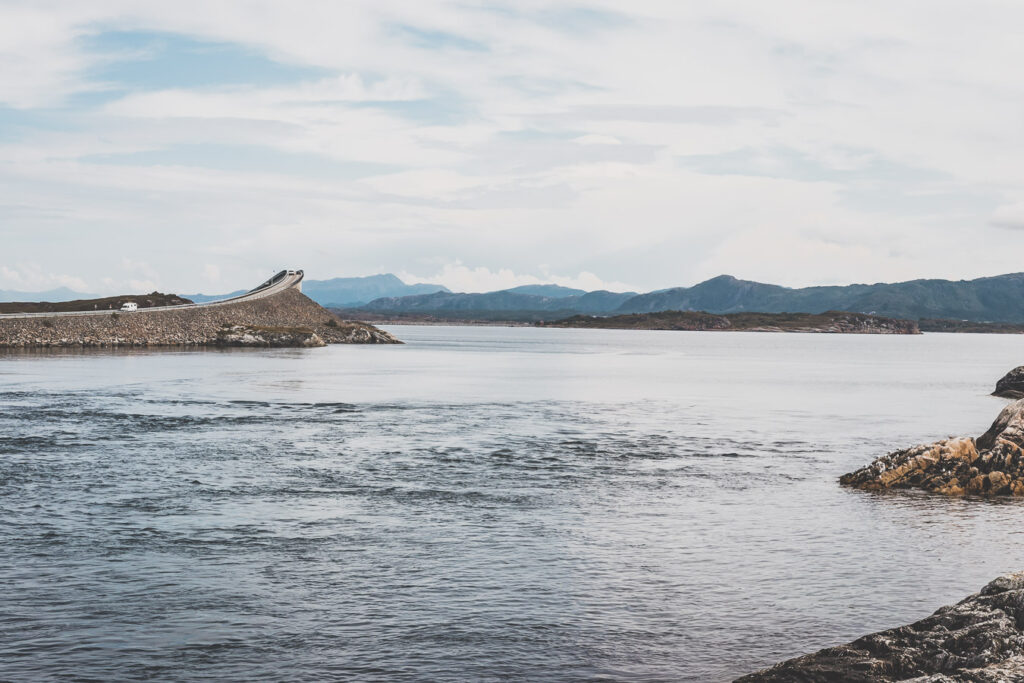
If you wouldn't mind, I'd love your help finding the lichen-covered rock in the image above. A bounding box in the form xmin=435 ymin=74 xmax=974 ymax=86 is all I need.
xmin=993 ymin=366 xmax=1024 ymax=399
xmin=840 ymin=399 xmax=1024 ymax=496
xmin=736 ymin=572 xmax=1024 ymax=682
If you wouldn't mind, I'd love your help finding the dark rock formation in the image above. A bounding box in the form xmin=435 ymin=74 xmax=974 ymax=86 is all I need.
xmin=0 ymin=288 xmax=399 ymax=347
xmin=994 ymin=366 xmax=1024 ymax=399
xmin=736 ymin=571 xmax=1024 ymax=682
xmin=839 ymin=400 xmax=1024 ymax=496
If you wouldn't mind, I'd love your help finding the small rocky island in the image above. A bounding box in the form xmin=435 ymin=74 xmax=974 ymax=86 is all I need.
xmin=737 ymin=571 xmax=1024 ymax=681
xmin=539 ymin=310 xmax=920 ymax=334
xmin=0 ymin=287 xmax=399 ymax=348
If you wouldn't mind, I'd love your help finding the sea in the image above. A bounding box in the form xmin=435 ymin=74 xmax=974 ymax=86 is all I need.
xmin=3 ymin=325 xmax=1024 ymax=682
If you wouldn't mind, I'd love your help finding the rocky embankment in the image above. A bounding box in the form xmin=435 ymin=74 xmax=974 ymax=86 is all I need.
xmin=0 ymin=288 xmax=399 ymax=347
xmin=737 ymin=571 xmax=1024 ymax=682
xmin=839 ymin=399 xmax=1024 ymax=496
xmin=215 ymin=324 xmax=325 ymax=347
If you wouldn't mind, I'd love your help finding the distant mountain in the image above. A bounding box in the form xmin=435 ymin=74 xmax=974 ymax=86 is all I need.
xmin=363 ymin=290 xmax=577 ymax=313
xmin=358 ymin=288 xmax=638 ymax=318
xmin=302 ymin=274 xmax=448 ymax=307
xmin=576 ymin=290 xmax=643 ymax=313
xmin=501 ymin=284 xmax=586 ymax=298
xmin=0 ymin=286 xmax=98 ymax=302
xmin=357 ymin=272 xmax=1024 ymax=324
xmin=179 ymin=290 xmax=246 ymax=303
xmin=614 ymin=273 xmax=1024 ymax=322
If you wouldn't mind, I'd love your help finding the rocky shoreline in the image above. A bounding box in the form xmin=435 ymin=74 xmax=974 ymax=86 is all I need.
xmin=839 ymin=397 xmax=1024 ymax=497
xmin=740 ymin=367 xmax=1024 ymax=680
xmin=738 ymin=571 xmax=1024 ymax=682
xmin=0 ymin=288 xmax=399 ymax=347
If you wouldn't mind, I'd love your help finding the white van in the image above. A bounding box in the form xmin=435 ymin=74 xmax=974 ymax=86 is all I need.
xmin=120 ymin=302 xmax=138 ymax=312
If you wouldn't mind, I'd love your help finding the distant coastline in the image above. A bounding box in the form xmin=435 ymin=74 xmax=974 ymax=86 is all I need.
xmin=537 ymin=310 xmax=920 ymax=334
xmin=345 ymin=308 xmax=1024 ymax=333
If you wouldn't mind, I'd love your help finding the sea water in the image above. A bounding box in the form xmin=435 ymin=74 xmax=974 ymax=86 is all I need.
xmin=3 ymin=326 xmax=1024 ymax=681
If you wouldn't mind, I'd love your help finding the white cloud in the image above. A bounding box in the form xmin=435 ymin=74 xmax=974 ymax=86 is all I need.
xmin=1 ymin=1 xmax=1023 ymax=293
xmin=992 ymin=203 xmax=1024 ymax=230
xmin=572 ymin=134 xmax=621 ymax=145
xmin=398 ymin=262 xmax=636 ymax=293
xmin=0 ymin=263 xmax=90 ymax=292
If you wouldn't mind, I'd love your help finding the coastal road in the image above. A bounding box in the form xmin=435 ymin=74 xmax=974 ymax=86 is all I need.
xmin=0 ymin=269 xmax=304 ymax=319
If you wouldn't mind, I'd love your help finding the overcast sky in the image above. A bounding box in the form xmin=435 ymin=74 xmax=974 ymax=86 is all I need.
xmin=2 ymin=1 xmax=1023 ymax=295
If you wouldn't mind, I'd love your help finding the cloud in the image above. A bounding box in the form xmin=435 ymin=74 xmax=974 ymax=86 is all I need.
xmin=1 ymin=1 xmax=1024 ymax=294
xmin=992 ymin=203 xmax=1024 ymax=230
xmin=0 ymin=263 xmax=91 ymax=292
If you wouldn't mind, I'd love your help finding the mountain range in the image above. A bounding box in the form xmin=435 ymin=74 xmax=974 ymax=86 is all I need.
xmin=353 ymin=272 xmax=1024 ymax=324
xmin=10 ymin=272 xmax=1024 ymax=324
xmin=0 ymin=286 xmax=98 ymax=303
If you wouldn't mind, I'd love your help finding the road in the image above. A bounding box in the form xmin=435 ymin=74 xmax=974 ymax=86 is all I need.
xmin=0 ymin=269 xmax=304 ymax=319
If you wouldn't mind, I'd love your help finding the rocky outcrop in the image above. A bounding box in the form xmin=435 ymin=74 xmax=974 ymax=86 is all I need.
xmin=736 ymin=571 xmax=1024 ymax=682
xmin=0 ymin=288 xmax=400 ymax=347
xmin=993 ymin=366 xmax=1024 ymax=399
xmin=839 ymin=400 xmax=1024 ymax=496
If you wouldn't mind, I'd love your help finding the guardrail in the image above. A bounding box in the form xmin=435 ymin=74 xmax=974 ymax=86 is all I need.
xmin=0 ymin=270 xmax=304 ymax=319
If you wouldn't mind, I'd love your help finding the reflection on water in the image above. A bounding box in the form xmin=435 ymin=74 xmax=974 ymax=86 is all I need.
xmin=2 ymin=327 xmax=1024 ymax=681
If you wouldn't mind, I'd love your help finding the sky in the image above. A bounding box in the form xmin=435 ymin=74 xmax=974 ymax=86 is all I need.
xmin=1 ymin=0 xmax=1023 ymax=295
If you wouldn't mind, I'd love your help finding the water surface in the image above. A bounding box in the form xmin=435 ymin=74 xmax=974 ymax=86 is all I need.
xmin=3 ymin=327 xmax=1024 ymax=681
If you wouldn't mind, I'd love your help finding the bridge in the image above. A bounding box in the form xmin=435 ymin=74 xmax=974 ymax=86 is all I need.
xmin=0 ymin=269 xmax=304 ymax=319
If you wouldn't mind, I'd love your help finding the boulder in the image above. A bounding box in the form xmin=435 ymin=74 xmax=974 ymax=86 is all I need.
xmin=737 ymin=571 xmax=1024 ymax=682
xmin=840 ymin=399 xmax=1024 ymax=496
xmin=994 ymin=366 xmax=1024 ymax=399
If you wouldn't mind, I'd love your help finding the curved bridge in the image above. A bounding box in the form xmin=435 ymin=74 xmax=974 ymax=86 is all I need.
xmin=0 ymin=269 xmax=304 ymax=319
